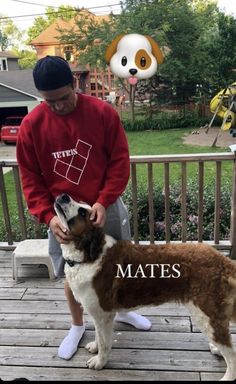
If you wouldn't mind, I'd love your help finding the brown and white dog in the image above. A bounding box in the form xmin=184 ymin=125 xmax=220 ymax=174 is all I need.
xmin=54 ymin=193 xmax=236 ymax=380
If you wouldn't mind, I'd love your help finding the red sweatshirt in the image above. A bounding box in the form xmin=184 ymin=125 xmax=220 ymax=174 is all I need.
xmin=17 ymin=93 xmax=130 ymax=225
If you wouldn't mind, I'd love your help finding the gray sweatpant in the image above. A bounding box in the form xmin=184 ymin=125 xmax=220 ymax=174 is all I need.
xmin=48 ymin=197 xmax=131 ymax=277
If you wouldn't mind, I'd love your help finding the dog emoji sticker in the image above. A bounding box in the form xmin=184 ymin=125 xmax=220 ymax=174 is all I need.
xmin=105 ymin=33 xmax=164 ymax=85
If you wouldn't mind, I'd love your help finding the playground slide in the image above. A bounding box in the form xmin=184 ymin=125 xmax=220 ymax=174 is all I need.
xmin=210 ymin=82 xmax=236 ymax=131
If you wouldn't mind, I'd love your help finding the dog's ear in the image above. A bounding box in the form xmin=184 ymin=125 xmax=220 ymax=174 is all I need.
xmin=145 ymin=35 xmax=164 ymax=64
xmin=89 ymin=229 xmax=106 ymax=261
xmin=105 ymin=34 xmax=125 ymax=64
xmin=77 ymin=228 xmax=105 ymax=262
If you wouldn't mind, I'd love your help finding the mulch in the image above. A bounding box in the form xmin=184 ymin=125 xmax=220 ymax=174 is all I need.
xmin=183 ymin=126 xmax=236 ymax=148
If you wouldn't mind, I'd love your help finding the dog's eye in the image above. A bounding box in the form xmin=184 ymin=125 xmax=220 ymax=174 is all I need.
xmin=140 ymin=57 xmax=146 ymax=67
xmin=121 ymin=56 xmax=127 ymax=66
xmin=135 ymin=49 xmax=151 ymax=70
xmin=78 ymin=207 xmax=86 ymax=217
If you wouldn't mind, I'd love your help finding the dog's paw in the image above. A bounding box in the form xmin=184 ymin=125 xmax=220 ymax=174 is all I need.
xmin=85 ymin=341 xmax=98 ymax=354
xmin=209 ymin=342 xmax=222 ymax=356
xmin=220 ymin=373 xmax=236 ymax=381
xmin=86 ymin=355 xmax=106 ymax=370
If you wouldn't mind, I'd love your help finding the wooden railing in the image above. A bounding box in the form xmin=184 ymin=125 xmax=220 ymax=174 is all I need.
xmin=1 ymin=153 xmax=236 ymax=258
xmin=129 ymin=153 xmax=236 ymax=258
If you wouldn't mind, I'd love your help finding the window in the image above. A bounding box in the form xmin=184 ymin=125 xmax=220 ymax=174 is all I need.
xmin=4 ymin=116 xmax=23 ymax=125
xmin=63 ymin=46 xmax=74 ymax=62
xmin=0 ymin=58 xmax=8 ymax=71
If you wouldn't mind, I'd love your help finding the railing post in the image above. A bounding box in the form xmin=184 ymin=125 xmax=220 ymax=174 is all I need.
xmin=198 ymin=161 xmax=204 ymax=242
xmin=0 ymin=166 xmax=14 ymax=245
xmin=164 ymin=163 xmax=170 ymax=243
xmin=214 ymin=161 xmax=221 ymax=245
xmin=148 ymin=163 xmax=154 ymax=243
xmin=13 ymin=166 xmax=27 ymax=239
xmin=131 ymin=163 xmax=139 ymax=243
xmin=181 ymin=162 xmax=187 ymax=242
xmin=230 ymin=153 xmax=236 ymax=259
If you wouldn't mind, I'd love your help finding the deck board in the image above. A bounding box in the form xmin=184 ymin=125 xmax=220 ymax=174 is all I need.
xmin=0 ymin=365 xmax=200 ymax=381
xmin=0 ymin=250 xmax=233 ymax=381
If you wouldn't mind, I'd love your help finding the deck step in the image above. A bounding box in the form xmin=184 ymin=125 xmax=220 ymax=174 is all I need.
xmin=12 ymin=239 xmax=55 ymax=281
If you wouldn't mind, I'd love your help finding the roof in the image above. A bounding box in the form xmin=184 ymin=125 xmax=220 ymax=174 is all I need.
xmin=0 ymin=70 xmax=42 ymax=99
xmin=0 ymin=51 xmax=19 ymax=59
xmin=30 ymin=10 xmax=110 ymax=46
xmin=0 ymin=67 xmax=88 ymax=99
xmin=30 ymin=18 xmax=73 ymax=45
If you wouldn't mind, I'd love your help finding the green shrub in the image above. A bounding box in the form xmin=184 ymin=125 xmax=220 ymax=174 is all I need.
xmin=0 ymin=181 xmax=231 ymax=243
xmin=0 ymin=207 xmax=48 ymax=242
xmin=122 ymin=112 xmax=209 ymax=131
xmin=123 ymin=180 xmax=231 ymax=241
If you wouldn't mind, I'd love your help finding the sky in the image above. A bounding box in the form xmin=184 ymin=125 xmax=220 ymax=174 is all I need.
xmin=0 ymin=0 xmax=122 ymax=30
xmin=0 ymin=0 xmax=235 ymax=31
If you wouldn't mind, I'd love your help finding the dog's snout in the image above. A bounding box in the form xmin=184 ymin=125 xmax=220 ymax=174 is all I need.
xmin=59 ymin=193 xmax=71 ymax=204
xmin=129 ymin=68 xmax=138 ymax=75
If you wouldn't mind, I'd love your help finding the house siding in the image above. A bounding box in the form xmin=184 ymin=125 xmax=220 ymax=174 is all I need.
xmin=7 ymin=59 xmax=20 ymax=71
xmin=0 ymin=85 xmax=36 ymax=102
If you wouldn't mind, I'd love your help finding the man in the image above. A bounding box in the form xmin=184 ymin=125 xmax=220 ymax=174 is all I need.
xmin=17 ymin=56 xmax=151 ymax=360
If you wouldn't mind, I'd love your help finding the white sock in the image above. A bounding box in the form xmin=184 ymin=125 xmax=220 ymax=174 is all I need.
xmin=58 ymin=324 xmax=85 ymax=360
xmin=115 ymin=311 xmax=151 ymax=330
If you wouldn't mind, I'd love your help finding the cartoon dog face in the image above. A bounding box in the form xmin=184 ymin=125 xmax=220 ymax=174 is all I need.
xmin=105 ymin=33 xmax=164 ymax=85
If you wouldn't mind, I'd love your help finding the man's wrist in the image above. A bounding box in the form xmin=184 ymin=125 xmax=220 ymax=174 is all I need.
xmin=45 ymin=212 xmax=56 ymax=226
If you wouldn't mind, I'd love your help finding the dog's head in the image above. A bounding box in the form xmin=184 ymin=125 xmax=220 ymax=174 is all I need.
xmin=54 ymin=193 xmax=92 ymax=236
xmin=105 ymin=33 xmax=164 ymax=85
xmin=54 ymin=194 xmax=105 ymax=262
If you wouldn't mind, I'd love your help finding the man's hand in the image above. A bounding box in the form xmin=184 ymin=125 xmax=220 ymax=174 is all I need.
xmin=49 ymin=215 xmax=73 ymax=244
xmin=90 ymin=202 xmax=106 ymax=227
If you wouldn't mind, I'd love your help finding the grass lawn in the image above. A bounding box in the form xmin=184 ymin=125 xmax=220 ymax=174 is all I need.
xmin=126 ymin=128 xmax=233 ymax=187
xmin=126 ymin=128 xmax=227 ymax=155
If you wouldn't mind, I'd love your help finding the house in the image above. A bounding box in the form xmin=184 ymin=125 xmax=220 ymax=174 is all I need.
xmin=0 ymin=70 xmax=42 ymax=125
xmin=30 ymin=10 xmax=116 ymax=99
xmin=0 ymin=52 xmax=41 ymax=124
xmin=0 ymin=51 xmax=20 ymax=71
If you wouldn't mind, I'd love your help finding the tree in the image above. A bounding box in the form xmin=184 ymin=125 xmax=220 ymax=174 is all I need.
xmin=118 ymin=0 xmax=236 ymax=104
xmin=58 ymin=0 xmax=236 ymax=112
xmin=205 ymin=12 xmax=236 ymax=92
xmin=12 ymin=48 xmax=37 ymax=69
xmin=26 ymin=5 xmax=77 ymax=43
xmin=0 ymin=29 xmax=8 ymax=51
xmin=26 ymin=17 xmax=49 ymax=44
xmin=58 ymin=10 xmax=118 ymax=69
xmin=0 ymin=15 xmax=22 ymax=50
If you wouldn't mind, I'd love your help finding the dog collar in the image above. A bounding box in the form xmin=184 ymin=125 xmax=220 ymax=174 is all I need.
xmin=65 ymin=259 xmax=82 ymax=267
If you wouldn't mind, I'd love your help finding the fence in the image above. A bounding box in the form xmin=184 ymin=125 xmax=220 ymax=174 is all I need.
xmin=1 ymin=153 xmax=236 ymax=258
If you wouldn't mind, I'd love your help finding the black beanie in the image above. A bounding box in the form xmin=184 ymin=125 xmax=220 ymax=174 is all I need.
xmin=33 ymin=55 xmax=74 ymax=91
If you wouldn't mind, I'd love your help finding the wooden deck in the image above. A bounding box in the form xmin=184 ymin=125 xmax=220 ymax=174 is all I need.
xmin=0 ymin=250 xmax=234 ymax=381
